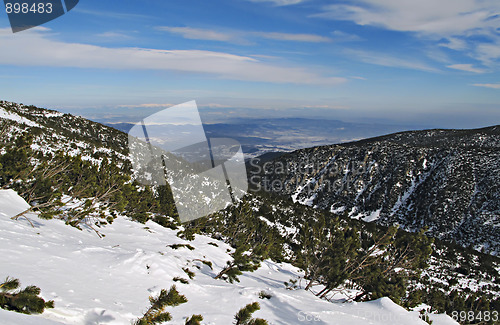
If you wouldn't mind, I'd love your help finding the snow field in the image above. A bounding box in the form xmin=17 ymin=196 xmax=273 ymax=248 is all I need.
xmin=0 ymin=190 xmax=456 ymax=324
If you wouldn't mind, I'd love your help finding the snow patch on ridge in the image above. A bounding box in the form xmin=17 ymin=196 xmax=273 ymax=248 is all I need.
xmin=0 ymin=107 xmax=40 ymax=128
xmin=363 ymin=209 xmax=382 ymax=222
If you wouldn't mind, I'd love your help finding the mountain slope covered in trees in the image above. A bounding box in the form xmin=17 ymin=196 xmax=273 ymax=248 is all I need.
xmin=252 ymin=126 xmax=500 ymax=255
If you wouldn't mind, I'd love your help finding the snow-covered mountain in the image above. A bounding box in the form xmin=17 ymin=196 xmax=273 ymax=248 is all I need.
xmin=0 ymin=100 xmax=496 ymax=324
xmin=253 ymin=126 xmax=500 ymax=255
xmin=0 ymin=100 xmax=129 ymax=162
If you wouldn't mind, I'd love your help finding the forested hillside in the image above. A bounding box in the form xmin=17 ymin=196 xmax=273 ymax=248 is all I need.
xmin=252 ymin=126 xmax=500 ymax=255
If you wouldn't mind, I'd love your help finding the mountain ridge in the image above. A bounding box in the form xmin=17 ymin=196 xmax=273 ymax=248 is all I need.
xmin=253 ymin=125 xmax=500 ymax=255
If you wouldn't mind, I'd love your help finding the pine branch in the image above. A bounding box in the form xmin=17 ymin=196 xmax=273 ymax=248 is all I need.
xmin=135 ymin=285 xmax=187 ymax=325
xmin=185 ymin=314 xmax=203 ymax=325
xmin=234 ymin=302 xmax=268 ymax=325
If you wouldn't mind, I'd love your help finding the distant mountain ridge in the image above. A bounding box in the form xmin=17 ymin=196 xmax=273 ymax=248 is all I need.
xmin=255 ymin=125 xmax=500 ymax=255
xmin=99 ymin=117 xmax=425 ymax=158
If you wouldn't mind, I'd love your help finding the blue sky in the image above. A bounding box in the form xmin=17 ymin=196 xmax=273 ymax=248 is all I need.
xmin=0 ymin=0 xmax=499 ymax=128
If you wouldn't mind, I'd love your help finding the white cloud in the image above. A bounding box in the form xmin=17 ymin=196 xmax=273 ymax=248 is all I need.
xmin=247 ymin=0 xmax=304 ymax=6
xmin=424 ymin=48 xmax=451 ymax=63
xmin=313 ymin=0 xmax=500 ymax=66
xmin=447 ymin=64 xmax=486 ymax=73
xmin=313 ymin=0 xmax=500 ymax=37
xmin=0 ymin=28 xmax=345 ymax=85
xmin=331 ymin=30 xmax=362 ymax=42
xmin=96 ymin=31 xmax=133 ymax=39
xmin=74 ymin=8 xmax=151 ymax=20
xmin=439 ymin=37 xmax=468 ymax=50
xmin=158 ymin=26 xmax=331 ymax=43
xmin=475 ymin=37 xmax=500 ymax=64
xmin=472 ymin=83 xmax=500 ymax=89
xmin=254 ymin=32 xmax=331 ymax=42
xmin=345 ymin=49 xmax=439 ymax=72
xmin=157 ymin=27 xmax=237 ymax=42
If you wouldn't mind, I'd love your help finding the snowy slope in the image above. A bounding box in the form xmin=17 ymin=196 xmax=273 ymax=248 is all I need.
xmin=0 ymin=106 xmax=41 ymax=128
xmin=0 ymin=190 xmax=456 ymax=325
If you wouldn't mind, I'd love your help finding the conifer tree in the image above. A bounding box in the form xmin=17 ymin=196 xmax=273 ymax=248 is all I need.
xmin=214 ymin=245 xmax=261 ymax=283
xmin=0 ymin=132 xmax=33 ymax=189
xmin=294 ymin=213 xmax=433 ymax=303
xmin=185 ymin=314 xmax=203 ymax=325
xmin=351 ymin=226 xmax=433 ymax=303
xmin=135 ymin=285 xmax=187 ymax=325
xmin=234 ymin=302 xmax=268 ymax=325
xmin=295 ymin=214 xmax=360 ymax=292
xmin=0 ymin=277 xmax=54 ymax=315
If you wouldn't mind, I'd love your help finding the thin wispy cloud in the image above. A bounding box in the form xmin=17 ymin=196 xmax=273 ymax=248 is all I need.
xmin=447 ymin=64 xmax=486 ymax=73
xmin=246 ymin=0 xmax=304 ymax=6
xmin=156 ymin=27 xmax=239 ymax=42
xmin=345 ymin=49 xmax=439 ymax=72
xmin=439 ymin=38 xmax=468 ymax=51
xmin=331 ymin=30 xmax=362 ymax=42
xmin=313 ymin=0 xmax=500 ymax=37
xmin=96 ymin=31 xmax=133 ymax=39
xmin=424 ymin=48 xmax=451 ymax=64
xmin=74 ymin=8 xmax=151 ymax=20
xmin=472 ymin=83 xmax=500 ymax=89
xmin=254 ymin=32 xmax=330 ymax=42
xmin=0 ymin=28 xmax=345 ymax=85
xmin=475 ymin=37 xmax=500 ymax=65
xmin=157 ymin=26 xmax=331 ymax=43
xmin=313 ymin=0 xmax=500 ymax=66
